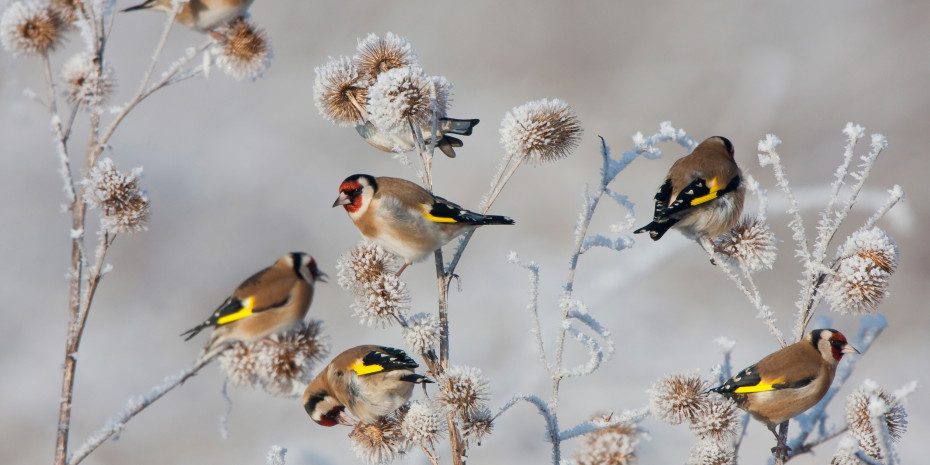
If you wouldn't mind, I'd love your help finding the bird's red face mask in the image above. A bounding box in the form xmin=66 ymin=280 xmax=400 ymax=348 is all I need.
xmin=333 ymin=180 xmax=363 ymax=213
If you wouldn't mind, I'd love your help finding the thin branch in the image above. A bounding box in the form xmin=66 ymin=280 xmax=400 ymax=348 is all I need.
xmin=68 ymin=351 xmax=222 ymax=465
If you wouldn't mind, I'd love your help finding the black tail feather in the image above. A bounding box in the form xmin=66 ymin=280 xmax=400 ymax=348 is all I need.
xmin=459 ymin=211 xmax=515 ymax=225
xmin=633 ymin=219 xmax=678 ymax=241
xmin=400 ymin=373 xmax=433 ymax=384
xmin=121 ymin=0 xmax=154 ymax=12
xmin=442 ymin=118 xmax=479 ymax=136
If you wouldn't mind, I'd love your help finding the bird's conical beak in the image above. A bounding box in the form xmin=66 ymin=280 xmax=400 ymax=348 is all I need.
xmin=842 ymin=344 xmax=860 ymax=355
xmin=332 ymin=192 xmax=351 ymax=208
xmin=313 ymin=270 xmax=328 ymax=283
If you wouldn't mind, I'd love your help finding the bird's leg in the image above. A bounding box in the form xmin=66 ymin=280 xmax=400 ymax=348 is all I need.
xmin=767 ymin=424 xmax=792 ymax=456
xmin=699 ymin=236 xmax=718 ymax=265
xmin=395 ymin=262 xmax=409 ymax=277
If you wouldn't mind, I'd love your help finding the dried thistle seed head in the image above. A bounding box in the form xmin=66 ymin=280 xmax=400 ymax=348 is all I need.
xmin=352 ymin=273 xmax=410 ymax=328
xmin=831 ymin=435 xmax=869 ymax=465
xmin=499 ymin=98 xmax=583 ymax=164
xmin=314 ymin=55 xmax=369 ymax=127
xmin=714 ymin=215 xmax=777 ymax=272
xmin=845 ymin=380 xmax=907 ymax=460
xmin=438 ymin=364 xmax=490 ymax=416
xmin=826 ymin=227 xmax=899 ymax=315
xmin=250 ymin=320 xmax=330 ymax=397
xmin=460 ymin=405 xmax=494 ymax=446
xmin=355 ymin=32 xmax=418 ymax=85
xmin=403 ymin=312 xmax=440 ymax=355
xmin=688 ymin=440 xmax=736 ymax=465
xmin=84 ymin=158 xmax=149 ymax=234
xmin=1 ymin=0 xmax=65 ymax=56
xmin=213 ymin=18 xmax=272 ymax=82
xmin=399 ymin=400 xmax=444 ymax=449
xmin=50 ymin=0 xmax=79 ymax=24
xmin=689 ymin=396 xmax=741 ymax=446
xmin=573 ymin=414 xmax=643 ymax=465
xmin=648 ymin=372 xmax=710 ymax=425
xmin=336 ymin=242 xmax=399 ymax=294
xmin=218 ymin=342 xmax=258 ymax=388
xmin=349 ymin=410 xmax=409 ymax=465
xmin=61 ymin=53 xmax=116 ymax=107
xmin=367 ymin=65 xmax=451 ymax=134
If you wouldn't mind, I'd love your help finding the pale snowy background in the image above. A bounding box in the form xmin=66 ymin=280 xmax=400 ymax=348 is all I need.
xmin=1 ymin=1 xmax=927 ymax=464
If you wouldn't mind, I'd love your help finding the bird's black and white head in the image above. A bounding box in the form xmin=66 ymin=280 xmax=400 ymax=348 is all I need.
xmin=332 ymin=174 xmax=378 ymax=218
xmin=808 ymin=329 xmax=859 ymax=364
xmin=302 ymin=388 xmax=344 ymax=427
xmin=288 ymin=252 xmax=327 ymax=284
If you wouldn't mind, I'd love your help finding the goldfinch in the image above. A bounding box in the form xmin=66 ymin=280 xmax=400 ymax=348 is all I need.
xmin=121 ymin=0 xmax=254 ymax=32
xmin=333 ymin=174 xmax=514 ymax=275
xmin=710 ymin=329 xmax=859 ymax=452
xmin=181 ymin=252 xmax=326 ymax=354
xmin=355 ymin=118 xmax=480 ymax=158
xmin=303 ymin=345 xmax=431 ymax=426
xmin=634 ymin=136 xmax=745 ymax=241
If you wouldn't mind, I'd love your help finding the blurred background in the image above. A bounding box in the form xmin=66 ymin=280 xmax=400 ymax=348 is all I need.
xmin=1 ymin=1 xmax=927 ymax=464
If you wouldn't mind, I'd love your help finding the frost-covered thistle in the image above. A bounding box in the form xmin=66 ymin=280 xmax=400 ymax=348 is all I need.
xmin=213 ymin=18 xmax=272 ymax=81
xmin=689 ymin=396 xmax=741 ymax=446
xmin=217 ymin=321 xmax=329 ymax=396
xmin=50 ymin=0 xmax=79 ymax=24
xmin=350 ymin=408 xmax=409 ymax=465
xmin=0 ymin=0 xmax=64 ymax=56
xmin=830 ymin=435 xmax=868 ymax=465
xmin=825 ymin=227 xmax=899 ymax=315
xmin=714 ymin=215 xmax=777 ymax=272
xmin=460 ymin=405 xmax=494 ymax=446
xmin=688 ymin=440 xmax=735 ymax=465
xmin=355 ymin=32 xmax=419 ymax=85
xmin=84 ymin=158 xmax=149 ymax=234
xmin=499 ymin=98 xmax=583 ymax=165
xmin=573 ymin=415 xmax=642 ymax=465
xmin=367 ymin=66 xmax=450 ymax=134
xmin=314 ymin=55 xmax=369 ymax=127
xmin=845 ymin=380 xmax=907 ymax=460
xmin=403 ymin=312 xmax=440 ymax=354
xmin=648 ymin=373 xmax=709 ymax=425
xmin=337 ymin=242 xmax=399 ymax=293
xmin=62 ymin=53 xmax=116 ymax=107
xmin=400 ymin=400 xmax=444 ymax=449
xmin=438 ymin=364 xmax=490 ymax=417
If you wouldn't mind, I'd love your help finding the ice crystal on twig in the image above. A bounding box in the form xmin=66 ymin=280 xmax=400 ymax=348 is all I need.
xmin=400 ymin=400 xmax=444 ymax=449
xmin=403 ymin=312 xmax=440 ymax=354
xmin=355 ymin=32 xmax=418 ymax=85
xmin=714 ymin=215 xmax=777 ymax=273
xmin=367 ymin=66 xmax=450 ymax=134
xmin=212 ymin=18 xmax=272 ymax=81
xmin=573 ymin=414 xmax=643 ymax=465
xmin=845 ymin=380 xmax=907 ymax=461
xmin=266 ymin=445 xmax=287 ymax=465
xmin=689 ymin=396 xmax=741 ymax=446
xmin=84 ymin=158 xmax=149 ymax=234
xmin=499 ymin=98 xmax=582 ymax=165
xmin=688 ymin=440 xmax=735 ymax=465
xmin=1 ymin=0 xmax=65 ymax=56
xmin=825 ymin=227 xmax=898 ymax=315
xmin=217 ymin=321 xmax=329 ymax=397
xmin=350 ymin=409 xmax=409 ymax=465
xmin=62 ymin=52 xmax=116 ymax=107
xmin=438 ymin=364 xmax=490 ymax=417
xmin=649 ymin=372 xmax=709 ymax=425
xmin=314 ymin=55 xmax=368 ymax=127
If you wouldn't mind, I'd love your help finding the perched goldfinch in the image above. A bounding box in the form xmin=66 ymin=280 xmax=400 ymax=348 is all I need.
xmin=303 ymin=345 xmax=431 ymax=426
xmin=333 ymin=174 xmax=514 ymax=275
xmin=635 ymin=136 xmax=745 ymax=241
xmin=181 ymin=252 xmax=326 ymax=354
xmin=121 ymin=0 xmax=254 ymax=32
xmin=710 ymin=329 xmax=859 ymax=452
xmin=355 ymin=118 xmax=480 ymax=158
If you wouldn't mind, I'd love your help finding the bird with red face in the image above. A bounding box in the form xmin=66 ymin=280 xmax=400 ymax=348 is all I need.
xmin=333 ymin=174 xmax=514 ymax=275
xmin=710 ymin=329 xmax=859 ymax=454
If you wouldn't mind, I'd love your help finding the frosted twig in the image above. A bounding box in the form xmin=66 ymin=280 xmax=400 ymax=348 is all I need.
xmin=508 ymin=253 xmax=553 ymax=375
xmin=495 ymin=394 xmax=558 ymax=458
xmin=854 ymin=452 xmax=886 ymax=465
xmin=68 ymin=351 xmax=222 ymax=465
xmin=558 ymin=408 xmax=649 ymax=441
xmin=266 ymin=445 xmax=287 ymax=465
xmin=42 ymin=55 xmax=77 ymax=204
xmin=863 ymin=185 xmax=905 ymax=231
